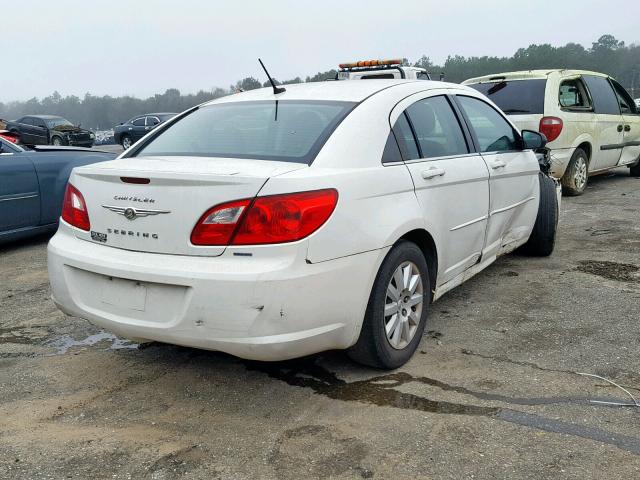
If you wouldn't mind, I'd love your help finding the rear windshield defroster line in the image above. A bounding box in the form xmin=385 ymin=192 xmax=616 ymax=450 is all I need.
xmin=134 ymin=100 xmax=357 ymax=165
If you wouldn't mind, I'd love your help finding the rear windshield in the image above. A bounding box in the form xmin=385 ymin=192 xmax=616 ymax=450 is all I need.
xmin=468 ymin=79 xmax=547 ymax=115
xmin=135 ymin=100 xmax=355 ymax=164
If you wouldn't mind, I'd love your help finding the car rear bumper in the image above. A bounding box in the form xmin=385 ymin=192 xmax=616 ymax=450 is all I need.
xmin=548 ymin=148 xmax=574 ymax=178
xmin=47 ymin=224 xmax=383 ymax=361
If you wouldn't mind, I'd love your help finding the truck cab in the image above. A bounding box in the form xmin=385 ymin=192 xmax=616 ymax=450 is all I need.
xmin=336 ymin=59 xmax=431 ymax=81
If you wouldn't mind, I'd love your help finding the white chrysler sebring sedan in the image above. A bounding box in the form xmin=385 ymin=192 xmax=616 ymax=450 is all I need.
xmin=48 ymin=79 xmax=558 ymax=368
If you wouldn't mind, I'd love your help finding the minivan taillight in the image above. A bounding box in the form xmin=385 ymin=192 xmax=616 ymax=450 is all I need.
xmin=191 ymin=189 xmax=338 ymax=246
xmin=61 ymin=183 xmax=90 ymax=231
xmin=539 ymin=116 xmax=563 ymax=142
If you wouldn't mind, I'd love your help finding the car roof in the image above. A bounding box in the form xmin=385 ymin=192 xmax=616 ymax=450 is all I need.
xmin=206 ymin=79 xmax=467 ymax=105
xmin=462 ymin=69 xmax=610 ymax=84
xmin=24 ymin=114 xmax=65 ymax=119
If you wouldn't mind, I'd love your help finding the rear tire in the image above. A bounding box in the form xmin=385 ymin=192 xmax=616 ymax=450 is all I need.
xmin=121 ymin=135 xmax=132 ymax=149
xmin=348 ymin=241 xmax=430 ymax=369
xmin=561 ymin=147 xmax=589 ymax=196
xmin=521 ymin=172 xmax=558 ymax=257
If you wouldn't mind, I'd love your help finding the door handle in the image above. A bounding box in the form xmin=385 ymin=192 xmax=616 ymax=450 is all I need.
xmin=617 ymin=125 xmax=624 ymax=132
xmin=421 ymin=167 xmax=446 ymax=179
xmin=128 ymin=127 xmax=133 ymax=131
xmin=624 ymin=125 xmax=631 ymax=132
xmin=490 ymin=160 xmax=507 ymax=169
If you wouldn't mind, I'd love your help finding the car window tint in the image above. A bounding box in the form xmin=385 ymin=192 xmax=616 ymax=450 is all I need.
xmin=21 ymin=117 xmax=33 ymax=126
xmin=406 ymin=96 xmax=468 ymax=158
xmin=381 ymin=131 xmax=402 ymax=163
xmin=457 ymin=96 xmax=519 ymax=153
xmin=146 ymin=117 xmax=160 ymax=126
xmin=391 ymin=113 xmax=420 ymax=160
xmin=33 ymin=118 xmax=46 ymax=128
xmin=610 ymin=80 xmax=637 ymax=114
xmin=559 ymin=78 xmax=591 ymax=108
xmin=132 ymin=117 xmax=146 ymax=126
xmin=583 ymin=75 xmax=620 ymax=115
xmin=136 ymin=100 xmax=355 ymax=164
xmin=468 ymin=79 xmax=546 ymax=115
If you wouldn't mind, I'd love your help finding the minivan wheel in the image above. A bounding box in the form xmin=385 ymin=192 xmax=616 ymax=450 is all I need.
xmin=348 ymin=240 xmax=430 ymax=369
xmin=121 ymin=135 xmax=132 ymax=149
xmin=561 ymin=148 xmax=589 ymax=196
xmin=520 ymin=173 xmax=558 ymax=257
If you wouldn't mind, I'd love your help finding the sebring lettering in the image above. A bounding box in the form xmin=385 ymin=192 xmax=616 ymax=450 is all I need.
xmin=107 ymin=228 xmax=159 ymax=239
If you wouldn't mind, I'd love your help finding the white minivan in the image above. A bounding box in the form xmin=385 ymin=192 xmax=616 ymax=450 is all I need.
xmin=463 ymin=70 xmax=640 ymax=195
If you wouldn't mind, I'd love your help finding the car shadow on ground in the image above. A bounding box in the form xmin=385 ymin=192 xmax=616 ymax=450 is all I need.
xmin=0 ymin=232 xmax=54 ymax=254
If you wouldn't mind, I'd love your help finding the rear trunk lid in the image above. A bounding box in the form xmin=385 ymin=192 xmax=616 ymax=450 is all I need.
xmin=70 ymin=156 xmax=306 ymax=256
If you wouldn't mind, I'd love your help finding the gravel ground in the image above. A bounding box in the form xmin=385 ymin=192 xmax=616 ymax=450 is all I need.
xmin=1 ymin=168 xmax=639 ymax=479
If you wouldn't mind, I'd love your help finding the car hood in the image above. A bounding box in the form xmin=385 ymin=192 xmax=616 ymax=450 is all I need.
xmin=51 ymin=125 xmax=92 ymax=134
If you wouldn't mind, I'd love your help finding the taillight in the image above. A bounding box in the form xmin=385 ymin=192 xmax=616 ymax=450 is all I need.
xmin=539 ymin=116 xmax=563 ymax=142
xmin=61 ymin=183 xmax=91 ymax=231
xmin=191 ymin=189 xmax=338 ymax=246
xmin=191 ymin=199 xmax=251 ymax=246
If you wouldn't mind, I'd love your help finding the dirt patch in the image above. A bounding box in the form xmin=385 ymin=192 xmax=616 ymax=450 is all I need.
xmin=576 ymin=260 xmax=639 ymax=282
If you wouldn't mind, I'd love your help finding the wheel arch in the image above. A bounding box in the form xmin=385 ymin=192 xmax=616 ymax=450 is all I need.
xmin=395 ymin=228 xmax=438 ymax=300
xmin=575 ymin=141 xmax=592 ymax=163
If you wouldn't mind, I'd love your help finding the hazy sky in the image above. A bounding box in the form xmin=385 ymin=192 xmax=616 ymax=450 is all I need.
xmin=3 ymin=0 xmax=639 ymax=102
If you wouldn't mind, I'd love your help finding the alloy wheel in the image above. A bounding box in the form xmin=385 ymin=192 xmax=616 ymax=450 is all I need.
xmin=384 ymin=261 xmax=424 ymax=350
xmin=574 ymin=156 xmax=587 ymax=191
xmin=122 ymin=137 xmax=132 ymax=149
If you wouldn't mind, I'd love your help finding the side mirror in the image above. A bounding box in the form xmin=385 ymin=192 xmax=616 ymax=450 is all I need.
xmin=521 ymin=130 xmax=547 ymax=150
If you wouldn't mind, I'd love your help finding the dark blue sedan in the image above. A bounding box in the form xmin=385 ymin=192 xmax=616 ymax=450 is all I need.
xmin=0 ymin=137 xmax=116 ymax=244
xmin=113 ymin=112 xmax=177 ymax=149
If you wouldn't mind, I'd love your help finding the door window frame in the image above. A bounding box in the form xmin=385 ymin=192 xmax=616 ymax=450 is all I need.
xmin=384 ymin=92 xmax=479 ymax=165
xmin=558 ymin=76 xmax=594 ymax=112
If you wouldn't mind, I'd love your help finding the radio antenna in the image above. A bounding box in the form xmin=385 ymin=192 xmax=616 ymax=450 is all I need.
xmin=259 ymin=58 xmax=286 ymax=95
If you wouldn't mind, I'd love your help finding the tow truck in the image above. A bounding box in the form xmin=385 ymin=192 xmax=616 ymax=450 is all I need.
xmin=336 ymin=59 xmax=432 ymax=80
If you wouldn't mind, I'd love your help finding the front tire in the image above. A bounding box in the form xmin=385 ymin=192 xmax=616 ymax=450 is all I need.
xmin=348 ymin=241 xmax=430 ymax=369
xmin=561 ymin=147 xmax=589 ymax=196
xmin=521 ymin=173 xmax=558 ymax=257
xmin=51 ymin=136 xmax=64 ymax=146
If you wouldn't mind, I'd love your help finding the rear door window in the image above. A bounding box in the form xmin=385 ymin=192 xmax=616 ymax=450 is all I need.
xmin=456 ymin=96 xmax=519 ymax=153
xmin=583 ymin=75 xmax=621 ymax=115
xmin=132 ymin=117 xmax=146 ymax=126
xmin=468 ymin=79 xmax=546 ymax=115
xmin=391 ymin=113 xmax=420 ymax=160
xmin=405 ymin=95 xmax=469 ymax=158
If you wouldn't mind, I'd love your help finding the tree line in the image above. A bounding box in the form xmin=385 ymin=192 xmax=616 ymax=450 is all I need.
xmin=1 ymin=34 xmax=638 ymax=130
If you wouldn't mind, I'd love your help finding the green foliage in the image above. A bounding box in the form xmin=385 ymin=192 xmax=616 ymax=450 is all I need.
xmin=1 ymin=35 xmax=638 ymax=129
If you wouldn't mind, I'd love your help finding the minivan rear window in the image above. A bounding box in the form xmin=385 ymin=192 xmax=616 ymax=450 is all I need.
xmin=468 ymin=79 xmax=547 ymax=115
xmin=135 ymin=100 xmax=355 ymax=164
